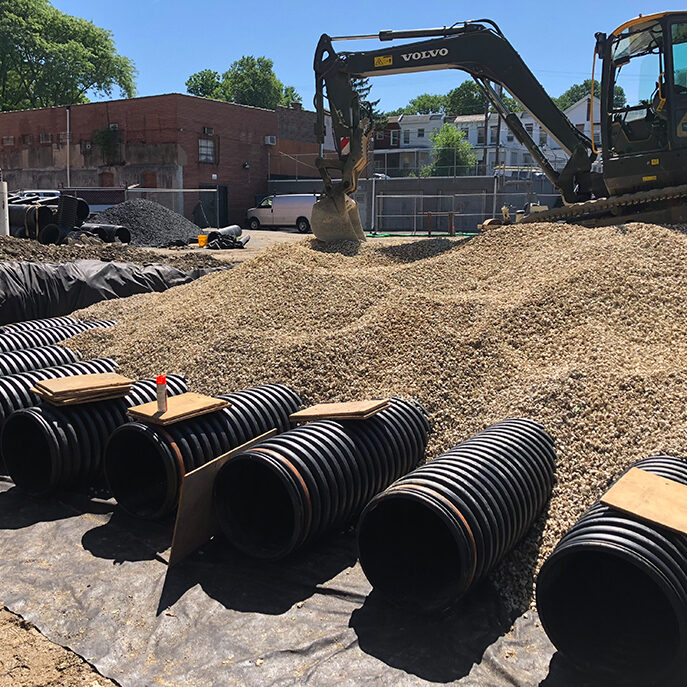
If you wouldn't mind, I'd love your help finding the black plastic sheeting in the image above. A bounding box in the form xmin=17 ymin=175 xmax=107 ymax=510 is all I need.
xmin=1 ymin=478 xmax=674 ymax=687
xmin=0 ymin=260 xmax=223 ymax=325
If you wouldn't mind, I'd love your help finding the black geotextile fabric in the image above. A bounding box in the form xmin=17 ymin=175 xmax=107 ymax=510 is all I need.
xmin=0 ymin=260 xmax=216 ymax=325
xmin=0 ymin=478 xmax=677 ymax=687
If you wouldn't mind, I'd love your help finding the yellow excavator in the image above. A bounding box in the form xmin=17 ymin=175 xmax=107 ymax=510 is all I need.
xmin=311 ymin=12 xmax=687 ymax=240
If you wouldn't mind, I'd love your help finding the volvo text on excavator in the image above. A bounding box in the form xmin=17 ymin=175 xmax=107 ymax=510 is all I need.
xmin=311 ymin=12 xmax=687 ymax=241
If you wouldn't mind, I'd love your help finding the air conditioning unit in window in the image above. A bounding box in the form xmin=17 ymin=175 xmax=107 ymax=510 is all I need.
xmin=203 ymin=126 xmax=214 ymax=136
xmin=264 ymin=135 xmax=277 ymax=145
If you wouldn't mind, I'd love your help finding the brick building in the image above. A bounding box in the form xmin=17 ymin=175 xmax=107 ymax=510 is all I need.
xmin=0 ymin=93 xmax=330 ymax=225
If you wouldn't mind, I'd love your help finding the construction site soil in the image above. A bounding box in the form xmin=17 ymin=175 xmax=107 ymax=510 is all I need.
xmin=70 ymin=220 xmax=687 ymax=612
xmin=0 ymin=235 xmax=228 ymax=272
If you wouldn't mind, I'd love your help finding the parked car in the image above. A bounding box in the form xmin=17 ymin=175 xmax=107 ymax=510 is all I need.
xmin=246 ymin=194 xmax=319 ymax=233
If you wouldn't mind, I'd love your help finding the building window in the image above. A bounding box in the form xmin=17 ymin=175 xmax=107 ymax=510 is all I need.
xmin=511 ymin=151 xmax=519 ymax=165
xmin=523 ymin=153 xmax=532 ymax=165
xmin=21 ymin=134 xmax=33 ymax=145
xmin=506 ymin=132 xmax=514 ymax=142
xmin=477 ymin=126 xmax=485 ymax=144
xmin=403 ymin=130 xmax=410 ymax=144
xmin=575 ymin=123 xmax=585 ymax=133
xmin=39 ymin=133 xmax=52 ymax=144
xmin=109 ymin=123 xmax=119 ymax=130
xmin=539 ymin=129 xmax=547 ymax=146
xmin=376 ymin=132 xmax=385 ymax=142
xmin=1 ymin=136 xmax=14 ymax=146
xmin=525 ymin=123 xmax=533 ymax=136
xmin=199 ymin=138 xmax=215 ymax=163
xmin=417 ymin=128 xmax=425 ymax=138
xmin=460 ymin=126 xmax=469 ymax=137
xmin=490 ymin=126 xmax=498 ymax=144
xmin=59 ymin=132 xmax=69 ymax=144
xmin=390 ymin=130 xmax=399 ymax=145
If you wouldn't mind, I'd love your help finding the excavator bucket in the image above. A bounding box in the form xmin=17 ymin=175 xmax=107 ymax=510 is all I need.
xmin=310 ymin=193 xmax=366 ymax=242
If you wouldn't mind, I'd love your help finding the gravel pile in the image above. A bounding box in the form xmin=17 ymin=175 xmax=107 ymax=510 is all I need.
xmin=70 ymin=221 xmax=687 ymax=612
xmin=0 ymin=235 xmax=226 ymax=272
xmin=93 ymin=199 xmax=202 ymax=247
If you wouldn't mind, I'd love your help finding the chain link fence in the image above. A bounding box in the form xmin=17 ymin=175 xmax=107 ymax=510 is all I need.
xmin=124 ymin=188 xmax=219 ymax=227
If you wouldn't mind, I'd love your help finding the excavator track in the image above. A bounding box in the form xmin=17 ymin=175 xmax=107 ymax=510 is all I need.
xmin=519 ymin=184 xmax=687 ymax=226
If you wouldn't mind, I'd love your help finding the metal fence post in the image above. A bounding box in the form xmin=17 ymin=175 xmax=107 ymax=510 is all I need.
xmin=427 ymin=211 xmax=432 ymax=237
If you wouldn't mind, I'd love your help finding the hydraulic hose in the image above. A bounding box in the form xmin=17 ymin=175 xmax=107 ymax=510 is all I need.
xmin=537 ymin=455 xmax=687 ymax=683
xmin=104 ymin=384 xmax=303 ymax=519
xmin=214 ymin=398 xmax=430 ymax=559
xmin=357 ymin=418 xmax=556 ymax=612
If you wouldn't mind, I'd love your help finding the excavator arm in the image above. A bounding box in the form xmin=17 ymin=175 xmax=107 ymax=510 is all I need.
xmin=312 ymin=20 xmax=603 ymax=240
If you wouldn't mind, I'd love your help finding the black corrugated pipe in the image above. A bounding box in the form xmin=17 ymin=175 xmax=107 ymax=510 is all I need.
xmin=537 ymin=455 xmax=687 ymax=683
xmin=2 ymin=374 xmax=188 ymax=496
xmin=7 ymin=205 xmax=54 ymax=238
xmin=0 ymin=320 xmax=114 ymax=354
xmin=0 ymin=358 xmax=118 ymax=424
xmin=1 ymin=316 xmax=80 ymax=333
xmin=214 ymin=398 xmax=430 ymax=560
xmin=356 ymin=418 xmax=556 ymax=612
xmin=80 ymin=223 xmax=131 ymax=244
xmin=207 ymin=225 xmax=242 ymax=242
xmin=56 ymin=194 xmax=78 ymax=230
xmin=0 ymin=344 xmax=81 ymax=376
xmin=104 ymin=384 xmax=303 ymax=519
xmin=37 ymin=224 xmax=68 ymax=245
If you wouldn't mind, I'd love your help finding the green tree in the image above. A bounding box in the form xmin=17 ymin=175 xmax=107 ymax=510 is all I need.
xmin=554 ymin=79 xmax=626 ymax=110
xmin=388 ymin=81 xmax=522 ymax=117
xmin=421 ymin=123 xmax=476 ymax=176
xmin=351 ymin=76 xmax=386 ymax=131
xmin=389 ymin=93 xmax=447 ymax=115
xmin=0 ymin=0 xmax=135 ymax=111
xmin=220 ymin=56 xmax=284 ymax=109
xmin=186 ymin=56 xmax=300 ymax=110
xmin=185 ymin=69 xmax=221 ymax=99
xmin=281 ymin=85 xmax=301 ymax=105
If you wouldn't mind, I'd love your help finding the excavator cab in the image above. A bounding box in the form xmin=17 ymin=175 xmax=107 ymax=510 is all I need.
xmin=600 ymin=12 xmax=687 ymax=195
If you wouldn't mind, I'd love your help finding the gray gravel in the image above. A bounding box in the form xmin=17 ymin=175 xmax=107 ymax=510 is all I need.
xmin=73 ymin=221 xmax=687 ymax=613
xmin=93 ymin=199 xmax=202 ymax=247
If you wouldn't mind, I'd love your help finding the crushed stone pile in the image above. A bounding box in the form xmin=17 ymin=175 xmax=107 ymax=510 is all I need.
xmin=0 ymin=235 xmax=227 ymax=272
xmin=93 ymin=199 xmax=201 ymax=247
xmin=70 ymin=221 xmax=687 ymax=612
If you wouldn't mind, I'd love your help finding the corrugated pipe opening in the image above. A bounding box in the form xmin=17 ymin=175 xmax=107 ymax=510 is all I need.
xmin=537 ymin=454 xmax=687 ymax=681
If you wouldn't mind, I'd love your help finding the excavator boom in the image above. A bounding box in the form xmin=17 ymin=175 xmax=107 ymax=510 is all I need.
xmin=311 ymin=20 xmax=600 ymax=240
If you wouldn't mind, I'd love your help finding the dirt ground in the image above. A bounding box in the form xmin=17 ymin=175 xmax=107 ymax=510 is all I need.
xmin=0 ymin=227 xmax=433 ymax=687
xmin=0 ymin=607 xmax=115 ymax=687
xmin=154 ymin=226 xmax=422 ymax=264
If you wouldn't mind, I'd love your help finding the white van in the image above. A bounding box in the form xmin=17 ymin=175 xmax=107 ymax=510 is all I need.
xmin=246 ymin=194 xmax=318 ymax=233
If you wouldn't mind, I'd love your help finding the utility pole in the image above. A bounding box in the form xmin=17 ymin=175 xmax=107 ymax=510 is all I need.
xmin=494 ymin=84 xmax=503 ymax=169
xmin=66 ymin=105 xmax=71 ymax=188
xmin=482 ymin=90 xmax=489 ymax=175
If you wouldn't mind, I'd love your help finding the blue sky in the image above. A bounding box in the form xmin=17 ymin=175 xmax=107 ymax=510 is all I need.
xmin=53 ymin=1 xmax=673 ymax=111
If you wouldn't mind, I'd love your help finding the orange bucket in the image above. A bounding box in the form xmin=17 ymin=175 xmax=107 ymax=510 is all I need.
xmin=198 ymin=234 xmax=208 ymax=247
